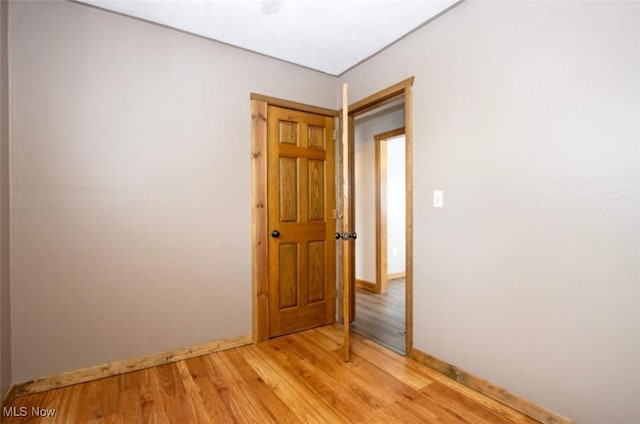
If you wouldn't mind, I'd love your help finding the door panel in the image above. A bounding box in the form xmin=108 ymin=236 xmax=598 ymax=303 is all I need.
xmin=278 ymin=243 xmax=298 ymax=309
xmin=279 ymin=158 xmax=298 ymax=222
xmin=268 ymin=106 xmax=336 ymax=338
xmin=308 ymin=160 xmax=325 ymax=221
xmin=308 ymin=241 xmax=325 ymax=303
xmin=279 ymin=120 xmax=298 ymax=145
xmin=308 ymin=125 xmax=326 ymax=149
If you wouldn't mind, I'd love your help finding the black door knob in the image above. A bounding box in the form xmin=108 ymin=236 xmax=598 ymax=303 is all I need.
xmin=271 ymin=230 xmax=280 ymax=238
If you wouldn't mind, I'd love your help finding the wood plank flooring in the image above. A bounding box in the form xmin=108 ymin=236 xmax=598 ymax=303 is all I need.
xmin=351 ymin=278 xmax=406 ymax=354
xmin=2 ymin=326 xmax=538 ymax=424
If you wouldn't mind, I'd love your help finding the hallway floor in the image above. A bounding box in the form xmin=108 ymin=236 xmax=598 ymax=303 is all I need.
xmin=351 ymin=278 xmax=406 ymax=355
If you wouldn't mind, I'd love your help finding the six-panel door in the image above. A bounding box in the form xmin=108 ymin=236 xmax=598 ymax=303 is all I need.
xmin=267 ymin=106 xmax=336 ymax=337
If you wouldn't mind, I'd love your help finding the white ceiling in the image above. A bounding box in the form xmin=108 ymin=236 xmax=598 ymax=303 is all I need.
xmin=75 ymin=0 xmax=459 ymax=76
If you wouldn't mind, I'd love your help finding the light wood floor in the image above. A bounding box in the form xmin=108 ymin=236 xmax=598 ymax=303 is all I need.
xmin=3 ymin=326 xmax=537 ymax=423
xmin=352 ymin=278 xmax=406 ymax=354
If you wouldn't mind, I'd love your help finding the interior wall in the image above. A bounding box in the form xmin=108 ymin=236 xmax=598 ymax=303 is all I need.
xmin=386 ymin=135 xmax=405 ymax=275
xmin=340 ymin=1 xmax=639 ymax=423
xmin=354 ymin=106 xmax=404 ymax=284
xmin=0 ymin=0 xmax=11 ymax=399
xmin=9 ymin=0 xmax=337 ymax=383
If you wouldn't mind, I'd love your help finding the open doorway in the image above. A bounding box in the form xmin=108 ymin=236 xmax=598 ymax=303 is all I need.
xmin=350 ymin=100 xmax=407 ymax=355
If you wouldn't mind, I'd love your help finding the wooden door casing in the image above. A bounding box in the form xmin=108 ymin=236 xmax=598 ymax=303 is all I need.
xmin=267 ymin=106 xmax=336 ymax=337
xmin=345 ymin=77 xmax=415 ymax=356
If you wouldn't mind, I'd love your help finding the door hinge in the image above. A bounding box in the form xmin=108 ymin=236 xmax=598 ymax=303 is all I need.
xmin=332 ymin=130 xmax=337 ymax=141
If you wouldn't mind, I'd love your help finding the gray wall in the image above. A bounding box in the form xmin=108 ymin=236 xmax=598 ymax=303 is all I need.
xmin=340 ymin=1 xmax=640 ymax=423
xmin=9 ymin=0 xmax=336 ymax=383
xmin=0 ymin=0 xmax=12 ymax=400
xmin=354 ymin=106 xmax=404 ymax=283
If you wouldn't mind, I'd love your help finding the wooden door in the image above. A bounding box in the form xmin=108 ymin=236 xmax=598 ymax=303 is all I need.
xmin=267 ymin=106 xmax=336 ymax=337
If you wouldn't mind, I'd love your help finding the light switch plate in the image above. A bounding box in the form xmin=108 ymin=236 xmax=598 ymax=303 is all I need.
xmin=433 ymin=190 xmax=443 ymax=208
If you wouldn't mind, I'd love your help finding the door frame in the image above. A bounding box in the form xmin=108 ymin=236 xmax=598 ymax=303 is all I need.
xmin=345 ymin=77 xmax=415 ymax=355
xmin=375 ymin=127 xmax=406 ymax=295
xmin=250 ymin=93 xmax=338 ymax=343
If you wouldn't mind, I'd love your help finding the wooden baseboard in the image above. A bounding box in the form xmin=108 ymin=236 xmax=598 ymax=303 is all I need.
xmin=11 ymin=333 xmax=253 ymax=398
xmin=355 ymin=278 xmax=376 ymax=292
xmin=387 ymin=271 xmax=406 ymax=280
xmin=409 ymin=348 xmax=575 ymax=424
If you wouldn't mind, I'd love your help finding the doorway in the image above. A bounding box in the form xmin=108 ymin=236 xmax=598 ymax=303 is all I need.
xmin=341 ymin=77 xmax=414 ymax=357
xmin=376 ymin=129 xmax=406 ymax=294
xmin=351 ymin=108 xmax=407 ymax=354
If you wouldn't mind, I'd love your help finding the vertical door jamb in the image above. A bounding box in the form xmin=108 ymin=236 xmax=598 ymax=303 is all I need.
xmin=404 ymin=85 xmax=414 ymax=355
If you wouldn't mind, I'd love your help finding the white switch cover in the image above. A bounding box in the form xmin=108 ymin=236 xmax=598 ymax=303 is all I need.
xmin=433 ymin=190 xmax=443 ymax=208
